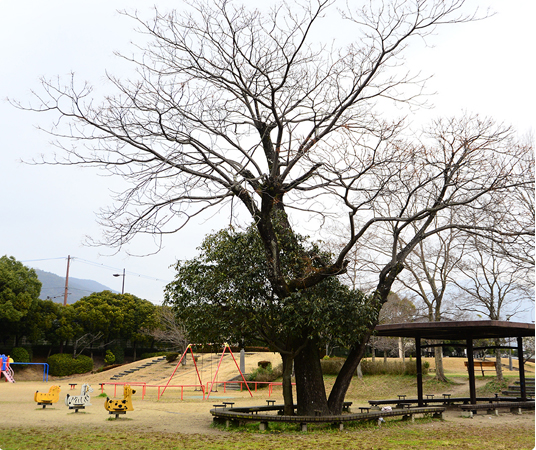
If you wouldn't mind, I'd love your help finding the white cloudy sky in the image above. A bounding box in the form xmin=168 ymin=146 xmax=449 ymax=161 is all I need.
xmin=0 ymin=0 xmax=534 ymax=305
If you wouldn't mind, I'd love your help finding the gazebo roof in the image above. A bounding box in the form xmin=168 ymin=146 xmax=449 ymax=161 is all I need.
xmin=375 ymin=320 xmax=534 ymax=341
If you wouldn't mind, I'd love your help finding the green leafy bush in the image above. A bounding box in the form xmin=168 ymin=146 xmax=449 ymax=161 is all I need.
xmin=166 ymin=352 xmax=179 ymax=363
xmin=104 ymin=350 xmax=116 ymax=365
xmin=10 ymin=347 xmax=31 ymax=368
xmin=47 ymin=354 xmax=94 ymax=377
xmin=247 ymin=363 xmax=283 ymax=386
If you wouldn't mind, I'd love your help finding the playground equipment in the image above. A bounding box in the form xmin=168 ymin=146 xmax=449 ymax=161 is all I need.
xmin=104 ymin=384 xmax=136 ymax=418
xmin=159 ymin=343 xmax=252 ymax=400
xmin=65 ymin=383 xmax=93 ymax=412
xmin=35 ymin=385 xmax=61 ymax=408
xmin=0 ymin=354 xmax=15 ymax=383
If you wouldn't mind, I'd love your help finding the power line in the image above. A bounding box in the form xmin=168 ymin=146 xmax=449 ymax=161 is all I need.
xmin=22 ymin=256 xmax=171 ymax=284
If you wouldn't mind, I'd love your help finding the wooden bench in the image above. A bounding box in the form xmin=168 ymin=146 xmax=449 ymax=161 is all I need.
xmin=210 ymin=404 xmax=445 ymax=431
xmin=459 ymin=401 xmax=535 ymax=418
xmin=464 ymin=360 xmax=496 ymax=376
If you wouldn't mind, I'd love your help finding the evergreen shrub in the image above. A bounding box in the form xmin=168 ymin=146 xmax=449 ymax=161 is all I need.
xmin=47 ymin=354 xmax=93 ymax=376
xmin=166 ymin=352 xmax=179 ymax=362
xmin=104 ymin=350 xmax=116 ymax=365
xmin=11 ymin=347 xmax=31 ymax=366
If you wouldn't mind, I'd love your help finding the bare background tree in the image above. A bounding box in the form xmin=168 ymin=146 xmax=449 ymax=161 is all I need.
xmin=143 ymin=306 xmax=189 ymax=354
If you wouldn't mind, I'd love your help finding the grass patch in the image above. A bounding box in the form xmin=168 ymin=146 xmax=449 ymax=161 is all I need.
xmin=476 ymin=378 xmax=509 ymax=396
xmin=1 ymin=422 xmax=534 ymax=450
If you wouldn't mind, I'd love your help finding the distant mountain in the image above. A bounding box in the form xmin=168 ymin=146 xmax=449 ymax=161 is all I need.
xmin=34 ymin=268 xmax=118 ymax=304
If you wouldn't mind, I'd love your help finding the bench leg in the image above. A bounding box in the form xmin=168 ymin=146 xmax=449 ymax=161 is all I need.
xmin=432 ymin=411 xmax=444 ymax=420
xmin=300 ymin=423 xmax=308 ymax=432
xmin=332 ymin=422 xmax=344 ymax=431
xmin=461 ymin=410 xmax=473 ymax=418
xmin=259 ymin=422 xmax=268 ymax=431
xmin=510 ymin=407 xmax=522 ymax=415
xmin=487 ymin=408 xmax=499 ymax=416
xmin=402 ymin=413 xmax=414 ymax=423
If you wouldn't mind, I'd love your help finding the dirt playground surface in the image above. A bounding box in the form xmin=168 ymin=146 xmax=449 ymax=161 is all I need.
xmin=1 ymin=354 xmax=534 ymax=436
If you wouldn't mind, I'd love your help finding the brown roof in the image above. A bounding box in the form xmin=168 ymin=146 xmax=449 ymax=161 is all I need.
xmin=374 ymin=320 xmax=534 ymax=341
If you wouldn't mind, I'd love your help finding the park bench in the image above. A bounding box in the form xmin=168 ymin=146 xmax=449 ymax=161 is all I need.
xmin=368 ymin=396 xmax=519 ymax=408
xmin=459 ymin=401 xmax=535 ymax=418
xmin=210 ymin=404 xmax=445 ymax=431
xmin=464 ymin=360 xmax=496 ymax=376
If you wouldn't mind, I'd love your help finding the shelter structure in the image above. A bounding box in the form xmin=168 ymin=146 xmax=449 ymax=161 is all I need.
xmin=374 ymin=320 xmax=534 ymax=406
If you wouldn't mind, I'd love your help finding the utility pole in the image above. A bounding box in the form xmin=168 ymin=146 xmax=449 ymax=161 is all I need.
xmin=63 ymin=255 xmax=71 ymax=306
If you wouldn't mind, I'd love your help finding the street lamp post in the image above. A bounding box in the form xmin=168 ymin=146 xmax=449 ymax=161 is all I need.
xmin=113 ymin=268 xmax=125 ymax=294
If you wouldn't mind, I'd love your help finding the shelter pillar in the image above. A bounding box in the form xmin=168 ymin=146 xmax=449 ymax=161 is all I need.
xmin=517 ymin=337 xmax=527 ymax=401
xmin=466 ymin=337 xmax=476 ymax=405
xmin=415 ymin=337 xmax=423 ymax=407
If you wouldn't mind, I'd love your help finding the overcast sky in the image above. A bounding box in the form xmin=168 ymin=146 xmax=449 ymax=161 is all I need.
xmin=1 ymin=0 xmax=534 ymax=307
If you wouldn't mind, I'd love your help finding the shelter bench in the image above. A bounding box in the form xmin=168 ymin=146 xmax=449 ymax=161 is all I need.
xmin=368 ymin=396 xmax=518 ymax=408
xmin=459 ymin=401 xmax=535 ymax=418
xmin=210 ymin=405 xmax=445 ymax=432
xmin=464 ymin=360 xmax=496 ymax=376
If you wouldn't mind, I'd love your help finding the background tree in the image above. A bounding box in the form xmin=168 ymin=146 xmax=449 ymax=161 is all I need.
xmin=453 ymin=237 xmax=534 ymax=381
xmin=398 ymin=225 xmax=465 ymax=381
xmin=72 ymin=290 xmax=158 ymax=360
xmin=373 ymin=293 xmax=417 ymax=362
xmin=0 ymin=255 xmax=41 ymax=323
xmin=119 ymin=294 xmax=159 ymax=361
xmin=23 ymin=299 xmax=63 ymax=352
xmin=17 ymin=0 xmax=533 ymax=414
xmin=143 ymin=306 xmax=189 ymax=354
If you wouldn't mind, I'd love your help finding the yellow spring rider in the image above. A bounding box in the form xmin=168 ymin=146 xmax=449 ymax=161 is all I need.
xmin=35 ymin=385 xmax=61 ymax=408
xmin=104 ymin=384 xmax=136 ymax=418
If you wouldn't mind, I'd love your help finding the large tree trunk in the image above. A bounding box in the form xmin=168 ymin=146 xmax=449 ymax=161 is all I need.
xmin=294 ymin=339 xmax=329 ymax=416
xmin=281 ymin=353 xmax=295 ymax=415
xmin=327 ymin=335 xmax=370 ymax=414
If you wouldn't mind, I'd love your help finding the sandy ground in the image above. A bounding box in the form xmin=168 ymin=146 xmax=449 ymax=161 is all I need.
xmin=1 ymin=354 xmax=534 ymax=435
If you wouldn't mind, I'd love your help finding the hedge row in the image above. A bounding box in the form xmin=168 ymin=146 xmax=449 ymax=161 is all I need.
xmin=320 ymin=358 xmax=429 ymax=376
xmin=47 ymin=354 xmax=93 ymax=377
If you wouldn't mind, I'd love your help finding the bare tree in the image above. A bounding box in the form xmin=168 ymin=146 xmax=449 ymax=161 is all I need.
xmin=453 ymin=236 xmax=534 ymax=380
xmin=72 ymin=332 xmax=105 ymax=359
xmin=374 ymin=292 xmax=417 ymax=361
xmin=396 ymin=224 xmax=465 ymax=381
xmin=14 ymin=0 xmax=533 ymax=415
xmin=143 ymin=306 xmax=189 ymax=353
